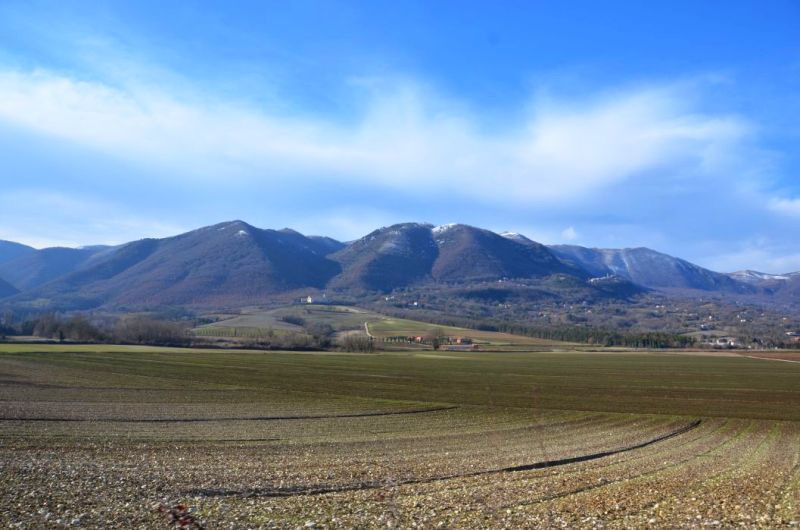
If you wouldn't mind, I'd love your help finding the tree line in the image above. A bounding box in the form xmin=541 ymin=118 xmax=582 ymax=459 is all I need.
xmin=371 ymin=306 xmax=697 ymax=348
xmin=4 ymin=308 xmax=796 ymax=351
xmin=0 ymin=312 xmax=189 ymax=346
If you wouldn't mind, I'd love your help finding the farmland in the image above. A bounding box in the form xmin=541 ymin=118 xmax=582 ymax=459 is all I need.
xmin=194 ymin=304 xmax=569 ymax=349
xmin=0 ymin=344 xmax=798 ymax=528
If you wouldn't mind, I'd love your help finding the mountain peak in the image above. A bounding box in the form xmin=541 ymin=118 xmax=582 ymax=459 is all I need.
xmin=432 ymin=223 xmax=458 ymax=234
xmin=500 ymin=231 xmax=536 ymax=245
xmin=728 ymin=270 xmax=790 ymax=284
xmin=205 ymin=220 xmax=253 ymax=232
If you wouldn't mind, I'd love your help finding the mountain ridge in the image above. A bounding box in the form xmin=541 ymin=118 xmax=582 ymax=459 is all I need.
xmin=0 ymin=220 xmax=789 ymax=310
xmin=0 ymin=240 xmax=36 ymax=267
xmin=547 ymin=244 xmax=752 ymax=293
xmin=19 ymin=221 xmax=343 ymax=308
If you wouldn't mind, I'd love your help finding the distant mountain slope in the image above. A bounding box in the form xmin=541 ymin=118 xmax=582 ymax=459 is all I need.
xmin=0 ymin=277 xmax=19 ymax=298
xmin=3 ymin=220 xmax=788 ymax=310
xmin=311 ymin=237 xmax=346 ymax=254
xmin=329 ymin=223 xmax=438 ymax=291
xmin=0 ymin=246 xmax=111 ymax=291
xmin=548 ymin=245 xmax=750 ymax=292
xmin=726 ymin=270 xmax=800 ymax=305
xmin=15 ymin=221 xmax=342 ymax=308
xmin=329 ymin=223 xmax=583 ymax=292
xmin=278 ymin=230 xmax=345 ymax=255
xmin=432 ymin=224 xmax=580 ymax=281
xmin=0 ymin=240 xmax=35 ymax=266
xmin=772 ymin=275 xmax=800 ymax=302
xmin=728 ymin=270 xmax=792 ymax=285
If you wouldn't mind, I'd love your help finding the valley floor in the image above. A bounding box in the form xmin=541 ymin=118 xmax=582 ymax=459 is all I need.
xmin=0 ymin=344 xmax=798 ymax=528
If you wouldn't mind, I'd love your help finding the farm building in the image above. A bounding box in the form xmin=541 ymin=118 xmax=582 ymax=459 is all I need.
xmin=710 ymin=337 xmax=741 ymax=348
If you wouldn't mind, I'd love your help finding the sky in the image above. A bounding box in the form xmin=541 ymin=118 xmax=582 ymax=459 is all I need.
xmin=0 ymin=1 xmax=799 ymax=272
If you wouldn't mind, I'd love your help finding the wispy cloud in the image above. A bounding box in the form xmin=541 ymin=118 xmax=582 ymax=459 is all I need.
xmin=0 ymin=190 xmax=186 ymax=248
xmin=560 ymin=226 xmax=578 ymax=241
xmin=769 ymin=197 xmax=800 ymax=218
xmin=0 ymin=68 xmax=750 ymax=204
xmin=702 ymin=240 xmax=800 ymax=274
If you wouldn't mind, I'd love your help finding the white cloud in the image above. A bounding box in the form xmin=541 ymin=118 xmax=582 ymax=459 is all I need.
xmin=0 ymin=190 xmax=187 ymax=248
xmin=560 ymin=226 xmax=578 ymax=241
xmin=699 ymin=240 xmax=800 ymax=274
xmin=0 ymin=68 xmax=750 ymax=204
xmin=769 ymin=197 xmax=800 ymax=218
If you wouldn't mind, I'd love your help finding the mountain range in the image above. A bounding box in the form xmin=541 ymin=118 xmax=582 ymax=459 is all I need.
xmin=547 ymin=245 xmax=749 ymax=293
xmin=0 ymin=221 xmax=796 ymax=310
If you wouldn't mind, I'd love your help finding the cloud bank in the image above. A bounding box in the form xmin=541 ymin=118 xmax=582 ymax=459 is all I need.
xmin=0 ymin=68 xmax=750 ymax=203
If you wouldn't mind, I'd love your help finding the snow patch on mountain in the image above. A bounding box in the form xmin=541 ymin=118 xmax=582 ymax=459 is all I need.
xmin=729 ymin=270 xmax=789 ymax=284
xmin=432 ymin=223 xmax=457 ymax=234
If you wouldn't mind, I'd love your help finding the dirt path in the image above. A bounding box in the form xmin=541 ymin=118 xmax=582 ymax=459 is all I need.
xmin=740 ymin=354 xmax=800 ymax=364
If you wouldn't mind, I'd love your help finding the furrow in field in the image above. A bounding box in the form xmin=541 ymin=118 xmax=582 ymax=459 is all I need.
xmin=517 ymin=420 xmax=771 ymax=527
xmin=128 ymin=413 xmax=678 ymax=489
xmin=184 ymin=419 xmax=700 ymax=498
xmin=246 ymin=418 xmax=736 ymax=527
xmin=0 ymin=405 xmax=459 ymax=423
xmin=414 ymin=415 xmax=731 ymax=505
xmin=650 ymin=421 xmax=800 ymax=527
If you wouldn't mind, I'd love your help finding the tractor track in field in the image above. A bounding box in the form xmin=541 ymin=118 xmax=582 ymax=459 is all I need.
xmin=497 ymin=419 xmax=763 ymax=513
xmin=186 ymin=419 xmax=701 ymax=499
xmin=0 ymin=405 xmax=459 ymax=423
xmin=426 ymin=416 xmax=731 ymax=501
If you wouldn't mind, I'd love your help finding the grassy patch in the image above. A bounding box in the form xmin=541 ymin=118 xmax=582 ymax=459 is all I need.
xmin=1 ymin=344 xmax=798 ymax=421
xmin=195 ymin=304 xmax=570 ymax=348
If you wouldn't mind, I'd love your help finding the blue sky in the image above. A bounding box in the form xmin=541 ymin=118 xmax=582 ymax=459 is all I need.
xmin=0 ymin=1 xmax=799 ymax=272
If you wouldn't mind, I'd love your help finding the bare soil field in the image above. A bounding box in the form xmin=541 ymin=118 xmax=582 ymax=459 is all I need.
xmin=0 ymin=344 xmax=798 ymax=528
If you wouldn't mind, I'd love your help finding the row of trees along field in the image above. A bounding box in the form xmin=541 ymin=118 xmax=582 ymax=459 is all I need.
xmin=0 ymin=313 xmax=189 ymax=346
xmin=0 ymin=312 xmax=341 ymax=350
xmin=4 ymin=310 xmax=797 ymax=350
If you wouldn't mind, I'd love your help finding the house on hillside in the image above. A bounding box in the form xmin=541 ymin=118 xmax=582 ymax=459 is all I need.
xmin=710 ymin=337 xmax=740 ymax=348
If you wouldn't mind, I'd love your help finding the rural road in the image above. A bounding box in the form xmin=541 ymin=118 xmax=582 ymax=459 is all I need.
xmin=741 ymin=355 xmax=800 ymax=364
